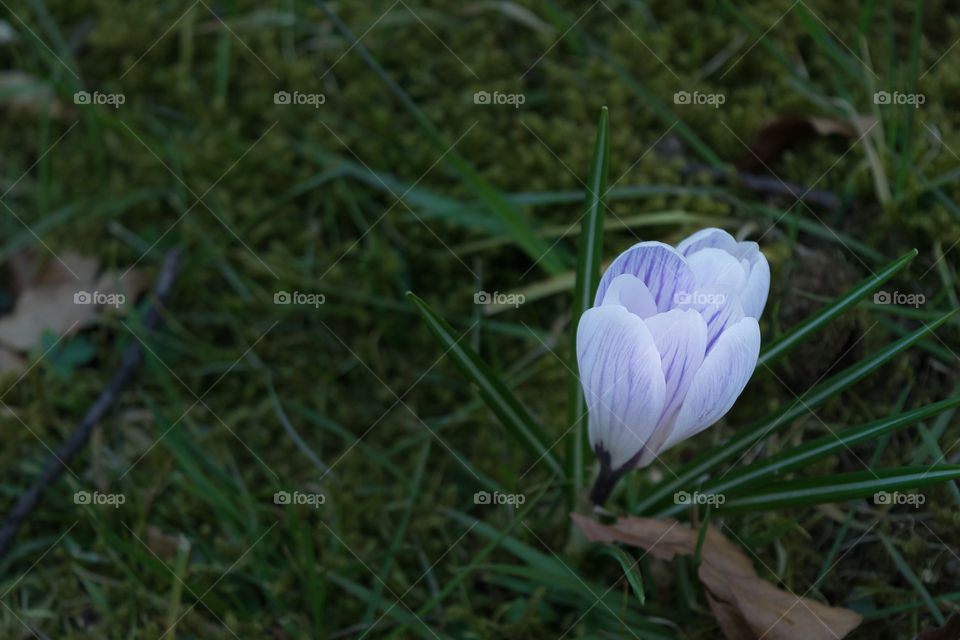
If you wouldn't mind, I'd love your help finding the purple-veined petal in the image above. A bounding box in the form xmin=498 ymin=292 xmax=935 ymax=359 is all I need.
xmin=577 ymin=305 xmax=666 ymax=471
xmin=595 ymin=242 xmax=696 ymax=313
xmin=599 ymin=274 xmax=658 ymax=319
xmin=659 ymin=316 xmax=761 ymax=452
xmin=676 ymin=227 xmax=739 ymax=256
xmin=633 ymin=309 xmax=708 ymax=467
xmin=675 ymin=286 xmax=745 ymax=353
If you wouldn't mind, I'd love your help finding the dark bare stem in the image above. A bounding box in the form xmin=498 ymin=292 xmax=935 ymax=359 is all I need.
xmin=589 ymin=464 xmax=624 ymax=506
xmin=0 ymin=248 xmax=182 ymax=559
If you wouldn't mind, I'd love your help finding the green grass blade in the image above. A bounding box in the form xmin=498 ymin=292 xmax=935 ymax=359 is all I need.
xmin=637 ymin=308 xmax=959 ymax=515
xmin=693 ymin=395 xmax=960 ymax=503
xmin=879 ymin=531 xmax=947 ymax=625
xmin=718 ymin=466 xmax=960 ymax=513
xmin=406 ymin=292 xmax=562 ymax=474
xmin=385 ymin=493 xmax=548 ymax=639
xmin=597 ymin=544 xmax=645 ymax=605
xmin=361 ymin=440 xmax=431 ymax=626
xmin=758 ymin=249 xmax=917 ymax=367
xmin=566 ymin=107 xmax=609 ymax=507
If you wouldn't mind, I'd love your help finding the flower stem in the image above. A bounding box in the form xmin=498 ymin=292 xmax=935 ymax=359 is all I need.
xmin=589 ymin=464 xmax=623 ymax=506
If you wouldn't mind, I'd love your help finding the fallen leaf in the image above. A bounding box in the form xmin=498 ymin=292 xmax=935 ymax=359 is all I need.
xmin=0 ymin=252 xmax=144 ymax=353
xmin=572 ymin=513 xmax=862 ymax=640
xmin=736 ymin=114 xmax=876 ymax=172
xmin=0 ymin=71 xmax=72 ymax=120
xmin=915 ymin=613 xmax=960 ymax=640
xmin=0 ymin=253 xmax=99 ymax=351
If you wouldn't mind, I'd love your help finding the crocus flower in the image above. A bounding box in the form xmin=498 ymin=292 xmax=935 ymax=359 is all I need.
xmin=577 ymin=228 xmax=769 ymax=503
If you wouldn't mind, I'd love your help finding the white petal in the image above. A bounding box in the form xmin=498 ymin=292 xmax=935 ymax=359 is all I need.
xmin=740 ymin=249 xmax=770 ymax=318
xmin=676 ymin=227 xmax=739 ymax=256
xmin=634 ymin=309 xmax=707 ymax=466
xmin=679 ymin=231 xmax=770 ymax=319
xmin=686 ymin=247 xmax=748 ymax=293
xmin=576 ymin=305 xmax=666 ymax=471
xmin=659 ymin=317 xmax=760 ymax=453
xmin=599 ymin=274 xmax=658 ymax=319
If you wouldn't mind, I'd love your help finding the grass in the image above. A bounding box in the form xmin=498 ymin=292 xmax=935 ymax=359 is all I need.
xmin=0 ymin=0 xmax=959 ymax=638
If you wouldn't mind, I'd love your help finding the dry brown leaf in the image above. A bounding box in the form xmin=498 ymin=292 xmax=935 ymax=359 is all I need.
xmin=914 ymin=613 xmax=960 ymax=640
xmin=572 ymin=513 xmax=862 ymax=640
xmin=0 ymin=253 xmax=99 ymax=351
xmin=736 ymin=114 xmax=876 ymax=172
xmin=0 ymin=252 xmax=144 ymax=352
xmin=0 ymin=71 xmax=72 ymax=119
xmin=95 ymin=268 xmax=146 ymax=316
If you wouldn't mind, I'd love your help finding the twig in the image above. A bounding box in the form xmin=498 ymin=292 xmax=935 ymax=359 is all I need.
xmin=681 ymin=163 xmax=841 ymax=210
xmin=0 ymin=248 xmax=183 ymax=559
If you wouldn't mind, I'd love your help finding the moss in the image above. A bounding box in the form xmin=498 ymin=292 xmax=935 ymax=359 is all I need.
xmin=0 ymin=0 xmax=958 ymax=638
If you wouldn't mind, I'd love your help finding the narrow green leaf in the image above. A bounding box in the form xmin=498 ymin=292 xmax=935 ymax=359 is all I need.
xmin=693 ymin=395 xmax=960 ymax=504
xmin=598 ymin=544 xmax=645 ymax=605
xmin=879 ymin=532 xmax=946 ymax=625
xmin=361 ymin=440 xmax=431 ymax=625
xmin=637 ymin=308 xmax=959 ymax=515
xmin=385 ymin=492 xmax=548 ymax=640
xmin=718 ymin=466 xmax=960 ymax=512
xmin=566 ymin=107 xmax=609 ymax=507
xmin=758 ymin=249 xmax=917 ymax=367
xmin=406 ymin=292 xmax=561 ymax=474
